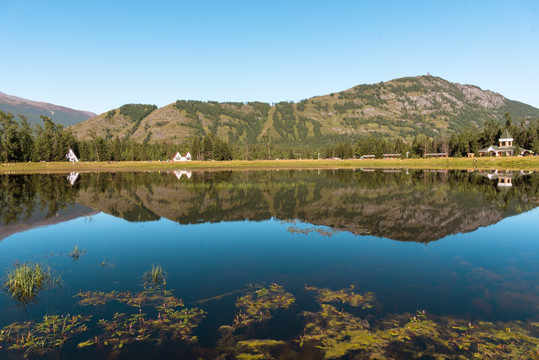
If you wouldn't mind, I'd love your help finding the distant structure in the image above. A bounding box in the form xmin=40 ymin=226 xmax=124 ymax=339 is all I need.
xmin=424 ymin=153 xmax=449 ymax=158
xmin=172 ymin=152 xmax=192 ymax=162
xmin=67 ymin=172 xmax=79 ymax=186
xmin=482 ymin=170 xmax=514 ymax=187
xmin=173 ymin=170 xmax=192 ymax=180
xmin=66 ymin=149 xmax=78 ymax=164
xmin=478 ymin=129 xmax=533 ymax=157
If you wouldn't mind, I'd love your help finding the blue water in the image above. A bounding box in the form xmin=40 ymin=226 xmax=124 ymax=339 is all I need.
xmin=0 ymin=170 xmax=537 ymax=359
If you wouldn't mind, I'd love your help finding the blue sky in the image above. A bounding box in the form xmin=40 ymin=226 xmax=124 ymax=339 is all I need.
xmin=1 ymin=0 xmax=538 ymax=114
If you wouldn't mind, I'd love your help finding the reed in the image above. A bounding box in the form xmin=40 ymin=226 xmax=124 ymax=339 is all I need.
xmin=3 ymin=263 xmax=62 ymax=305
xmin=143 ymin=264 xmax=167 ymax=286
xmin=70 ymin=245 xmax=86 ymax=261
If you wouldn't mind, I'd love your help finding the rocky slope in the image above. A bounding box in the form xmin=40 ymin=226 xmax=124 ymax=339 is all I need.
xmin=71 ymin=76 xmax=539 ymax=144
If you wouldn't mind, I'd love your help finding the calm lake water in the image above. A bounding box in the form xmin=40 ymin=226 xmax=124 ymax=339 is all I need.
xmin=0 ymin=169 xmax=538 ymax=359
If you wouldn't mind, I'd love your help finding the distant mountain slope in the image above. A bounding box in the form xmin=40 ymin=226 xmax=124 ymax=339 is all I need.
xmin=71 ymin=76 xmax=539 ymax=144
xmin=0 ymin=91 xmax=96 ymax=127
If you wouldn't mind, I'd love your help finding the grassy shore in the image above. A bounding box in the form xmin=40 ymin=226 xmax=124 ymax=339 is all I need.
xmin=2 ymin=157 xmax=539 ymax=174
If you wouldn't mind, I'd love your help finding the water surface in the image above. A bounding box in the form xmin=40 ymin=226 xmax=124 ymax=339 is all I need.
xmin=0 ymin=169 xmax=538 ymax=359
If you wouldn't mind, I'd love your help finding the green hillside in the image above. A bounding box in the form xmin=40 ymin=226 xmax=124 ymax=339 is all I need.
xmin=71 ymin=76 xmax=539 ymax=147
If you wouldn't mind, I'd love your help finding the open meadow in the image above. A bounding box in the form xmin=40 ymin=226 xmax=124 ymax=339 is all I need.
xmin=2 ymin=156 xmax=539 ymax=174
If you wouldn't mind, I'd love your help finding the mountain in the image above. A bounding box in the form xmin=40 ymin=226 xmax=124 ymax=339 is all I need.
xmin=71 ymin=75 xmax=539 ymax=145
xmin=68 ymin=170 xmax=539 ymax=243
xmin=0 ymin=91 xmax=96 ymax=127
xmin=3 ymin=170 xmax=538 ymax=243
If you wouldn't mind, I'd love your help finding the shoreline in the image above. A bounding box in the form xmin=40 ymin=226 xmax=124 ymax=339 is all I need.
xmin=2 ymin=157 xmax=539 ymax=174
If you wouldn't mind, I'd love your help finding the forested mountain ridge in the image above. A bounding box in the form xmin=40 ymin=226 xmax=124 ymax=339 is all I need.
xmin=0 ymin=91 xmax=96 ymax=127
xmin=71 ymin=76 xmax=539 ymax=146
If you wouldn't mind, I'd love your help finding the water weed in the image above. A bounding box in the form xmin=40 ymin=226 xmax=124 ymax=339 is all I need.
xmin=304 ymin=284 xmax=374 ymax=309
xmin=142 ymin=263 xmax=167 ymax=286
xmin=233 ymin=283 xmax=295 ymax=329
xmin=3 ymin=263 xmax=62 ymax=305
xmin=70 ymin=245 xmax=86 ymax=261
xmin=0 ymin=314 xmax=91 ymax=357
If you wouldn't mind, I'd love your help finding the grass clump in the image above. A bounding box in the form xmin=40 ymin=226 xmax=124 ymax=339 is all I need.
xmin=143 ymin=263 xmax=167 ymax=286
xmin=3 ymin=263 xmax=62 ymax=305
xmin=70 ymin=245 xmax=86 ymax=261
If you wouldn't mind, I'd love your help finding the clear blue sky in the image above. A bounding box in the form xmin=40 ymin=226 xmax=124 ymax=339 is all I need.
xmin=1 ymin=0 xmax=538 ymax=114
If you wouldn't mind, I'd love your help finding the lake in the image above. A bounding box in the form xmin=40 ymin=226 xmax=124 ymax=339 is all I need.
xmin=0 ymin=169 xmax=538 ymax=359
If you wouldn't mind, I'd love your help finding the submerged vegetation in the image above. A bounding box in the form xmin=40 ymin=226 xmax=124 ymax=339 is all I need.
xmin=301 ymin=306 xmax=539 ymax=359
xmin=0 ymin=314 xmax=91 ymax=357
xmin=69 ymin=245 xmax=86 ymax=261
xmin=3 ymin=262 xmax=62 ymax=305
xmin=0 ymin=278 xmax=537 ymax=358
xmin=232 ymin=283 xmax=296 ymax=329
xmin=73 ymin=265 xmax=204 ymax=354
xmin=305 ymin=285 xmax=374 ymax=309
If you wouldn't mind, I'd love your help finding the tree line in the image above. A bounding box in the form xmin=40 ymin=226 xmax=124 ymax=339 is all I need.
xmin=2 ymin=110 xmax=538 ymax=163
xmin=324 ymin=114 xmax=539 ymax=159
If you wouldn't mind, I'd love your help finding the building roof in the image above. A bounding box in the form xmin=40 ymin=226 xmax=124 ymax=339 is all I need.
xmin=500 ymin=129 xmax=513 ymax=140
xmin=478 ymin=145 xmax=532 ymax=154
xmin=479 ymin=145 xmax=512 ymax=152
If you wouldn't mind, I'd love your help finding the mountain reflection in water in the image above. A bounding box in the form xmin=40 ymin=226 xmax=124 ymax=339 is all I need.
xmin=1 ymin=169 xmax=539 ymax=359
xmin=1 ymin=169 xmax=538 ymax=242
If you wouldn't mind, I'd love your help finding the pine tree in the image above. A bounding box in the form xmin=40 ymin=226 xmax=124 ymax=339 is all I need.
xmin=191 ymin=136 xmax=201 ymax=160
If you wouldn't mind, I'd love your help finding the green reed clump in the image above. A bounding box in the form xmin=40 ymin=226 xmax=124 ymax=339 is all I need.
xmin=3 ymin=263 xmax=62 ymax=305
xmin=70 ymin=245 xmax=86 ymax=261
xmin=143 ymin=264 xmax=167 ymax=286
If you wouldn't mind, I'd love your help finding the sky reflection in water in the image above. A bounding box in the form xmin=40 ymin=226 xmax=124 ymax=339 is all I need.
xmin=0 ymin=170 xmax=537 ymax=358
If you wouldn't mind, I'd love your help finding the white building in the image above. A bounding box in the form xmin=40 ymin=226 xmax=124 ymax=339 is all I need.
xmin=66 ymin=149 xmax=79 ymax=163
xmin=173 ymin=152 xmax=192 ymax=161
xmin=173 ymin=170 xmax=192 ymax=179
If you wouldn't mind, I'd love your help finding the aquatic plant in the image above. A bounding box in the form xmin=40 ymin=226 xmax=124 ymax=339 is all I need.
xmin=142 ymin=263 xmax=167 ymax=286
xmin=77 ymin=305 xmax=205 ymax=351
xmin=75 ymin=284 xmax=205 ymax=353
xmin=301 ymin=303 xmax=539 ymax=359
xmin=233 ymin=283 xmax=295 ymax=329
xmin=443 ymin=318 xmax=539 ymax=359
xmin=235 ymin=339 xmax=287 ymax=360
xmin=100 ymin=257 xmax=113 ymax=268
xmin=3 ymin=262 xmax=62 ymax=305
xmin=0 ymin=314 xmax=91 ymax=357
xmin=305 ymin=284 xmax=374 ymax=309
xmin=216 ymin=324 xmax=295 ymax=360
xmin=301 ymin=304 xmax=388 ymax=359
xmin=70 ymin=245 xmax=86 ymax=261
xmin=76 ymin=288 xmax=184 ymax=308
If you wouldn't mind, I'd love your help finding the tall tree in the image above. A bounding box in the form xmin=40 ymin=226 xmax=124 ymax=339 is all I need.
xmin=191 ymin=136 xmax=201 ymax=160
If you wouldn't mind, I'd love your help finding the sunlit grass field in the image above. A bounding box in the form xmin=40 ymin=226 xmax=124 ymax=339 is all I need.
xmin=2 ymin=157 xmax=539 ymax=174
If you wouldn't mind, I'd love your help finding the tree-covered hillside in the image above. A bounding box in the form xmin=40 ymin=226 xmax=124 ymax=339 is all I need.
xmin=71 ymin=76 xmax=539 ymax=149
